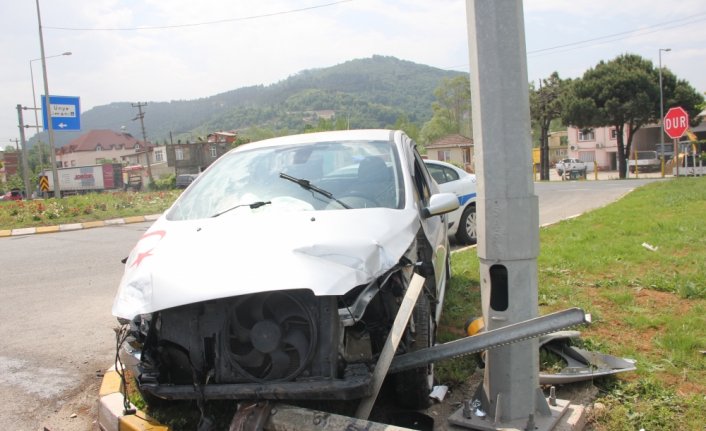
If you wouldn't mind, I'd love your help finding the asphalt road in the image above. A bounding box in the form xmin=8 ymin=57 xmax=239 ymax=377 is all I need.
xmin=0 ymin=175 xmax=664 ymax=430
xmin=0 ymin=223 xmax=150 ymax=431
xmin=535 ymin=177 xmax=663 ymax=227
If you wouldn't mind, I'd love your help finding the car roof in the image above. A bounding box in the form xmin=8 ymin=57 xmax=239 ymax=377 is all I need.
xmin=231 ymin=129 xmax=399 ymax=153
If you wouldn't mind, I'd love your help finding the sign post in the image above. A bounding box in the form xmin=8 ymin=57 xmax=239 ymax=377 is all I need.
xmin=664 ymin=107 xmax=689 ymax=177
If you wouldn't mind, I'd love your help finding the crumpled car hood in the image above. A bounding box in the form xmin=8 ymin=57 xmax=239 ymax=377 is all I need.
xmin=112 ymin=208 xmax=419 ymax=319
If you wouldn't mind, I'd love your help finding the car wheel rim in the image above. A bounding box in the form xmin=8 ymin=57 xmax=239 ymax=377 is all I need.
xmin=465 ymin=209 xmax=477 ymax=239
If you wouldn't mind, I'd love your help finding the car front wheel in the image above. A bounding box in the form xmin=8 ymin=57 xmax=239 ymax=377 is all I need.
xmin=394 ymin=293 xmax=434 ymax=409
xmin=455 ymin=204 xmax=477 ymax=245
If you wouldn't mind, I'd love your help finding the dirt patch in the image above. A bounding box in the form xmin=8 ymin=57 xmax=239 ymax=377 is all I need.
xmin=41 ymin=373 xmax=103 ymax=431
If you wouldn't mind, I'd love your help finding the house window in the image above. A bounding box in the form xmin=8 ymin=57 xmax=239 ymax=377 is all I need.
xmin=176 ymin=148 xmax=184 ymax=161
xmin=96 ymin=145 xmax=102 ymax=151
xmin=437 ymin=150 xmax=451 ymax=162
xmin=579 ymin=151 xmax=595 ymax=163
xmin=155 ymin=150 xmax=164 ymax=162
xmin=578 ymin=129 xmax=595 ymax=141
xmin=210 ymin=146 xmax=217 ymax=158
xmin=610 ymin=129 xmax=618 ymax=140
xmin=463 ymin=148 xmax=471 ymax=164
xmin=135 ymin=144 xmax=141 ymax=150
xmin=71 ymin=160 xmax=76 ymax=167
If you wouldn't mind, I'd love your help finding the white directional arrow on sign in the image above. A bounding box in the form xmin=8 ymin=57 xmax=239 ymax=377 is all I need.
xmin=58 ymin=123 xmax=68 ymax=129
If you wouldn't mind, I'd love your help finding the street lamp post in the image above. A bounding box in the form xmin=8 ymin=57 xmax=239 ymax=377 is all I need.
xmin=35 ymin=0 xmax=63 ymax=197
xmin=658 ymin=48 xmax=671 ymax=176
xmin=30 ymin=52 xmax=71 ymax=171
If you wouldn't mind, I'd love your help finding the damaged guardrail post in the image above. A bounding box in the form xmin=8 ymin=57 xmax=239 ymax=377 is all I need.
xmin=462 ymin=1 xmax=568 ymax=430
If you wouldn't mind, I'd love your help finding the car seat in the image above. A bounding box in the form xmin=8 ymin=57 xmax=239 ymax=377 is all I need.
xmin=356 ymin=156 xmax=395 ymax=208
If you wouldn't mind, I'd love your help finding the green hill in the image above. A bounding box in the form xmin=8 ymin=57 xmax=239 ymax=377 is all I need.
xmin=30 ymin=56 xmax=464 ymax=147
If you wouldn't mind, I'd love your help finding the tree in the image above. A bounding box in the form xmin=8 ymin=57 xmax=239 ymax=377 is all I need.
xmin=389 ymin=114 xmax=421 ymax=142
xmin=563 ymin=54 xmax=704 ymax=178
xmin=420 ymin=75 xmax=472 ymax=145
xmin=4 ymin=174 xmax=24 ymax=192
xmin=529 ymin=72 xmax=568 ymax=180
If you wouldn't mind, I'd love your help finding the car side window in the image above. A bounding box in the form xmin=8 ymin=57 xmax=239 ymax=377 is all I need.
xmin=412 ymin=153 xmax=432 ymax=206
xmin=427 ymin=164 xmax=447 ymax=184
xmin=443 ymin=166 xmax=459 ymax=182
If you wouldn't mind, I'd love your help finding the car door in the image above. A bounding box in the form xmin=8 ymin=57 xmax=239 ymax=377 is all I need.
xmin=410 ymin=151 xmax=449 ymax=318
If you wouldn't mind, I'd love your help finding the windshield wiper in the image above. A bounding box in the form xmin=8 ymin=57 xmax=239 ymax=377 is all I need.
xmin=211 ymin=201 xmax=271 ymax=218
xmin=279 ymin=172 xmax=352 ymax=209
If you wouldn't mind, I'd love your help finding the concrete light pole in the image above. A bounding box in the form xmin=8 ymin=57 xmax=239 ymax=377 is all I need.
xmin=30 ymin=52 xmax=71 ymax=170
xmin=459 ymin=1 xmax=568 ymax=429
xmin=658 ymin=48 xmax=671 ymax=177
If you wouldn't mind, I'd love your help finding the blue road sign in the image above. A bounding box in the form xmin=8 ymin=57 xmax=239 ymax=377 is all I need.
xmin=41 ymin=95 xmax=81 ymax=131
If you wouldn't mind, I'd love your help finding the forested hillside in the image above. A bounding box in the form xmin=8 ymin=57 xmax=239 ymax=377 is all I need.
xmin=30 ymin=56 xmax=464 ymax=147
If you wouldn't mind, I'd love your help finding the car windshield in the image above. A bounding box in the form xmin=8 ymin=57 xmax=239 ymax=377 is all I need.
xmin=167 ymin=138 xmax=404 ymax=220
xmin=636 ymin=151 xmax=658 ymax=160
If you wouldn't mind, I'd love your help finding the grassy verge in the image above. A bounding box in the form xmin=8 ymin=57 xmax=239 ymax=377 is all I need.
xmin=438 ymin=177 xmax=706 ymax=430
xmin=0 ymin=191 xmax=181 ymax=229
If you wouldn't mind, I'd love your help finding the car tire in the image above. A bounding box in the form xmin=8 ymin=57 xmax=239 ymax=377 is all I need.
xmin=394 ymin=293 xmax=434 ymax=410
xmin=455 ymin=204 xmax=477 ymax=245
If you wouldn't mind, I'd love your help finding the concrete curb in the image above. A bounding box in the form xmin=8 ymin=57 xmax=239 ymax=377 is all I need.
xmin=97 ymin=366 xmax=169 ymax=431
xmin=0 ymin=214 xmax=161 ymax=238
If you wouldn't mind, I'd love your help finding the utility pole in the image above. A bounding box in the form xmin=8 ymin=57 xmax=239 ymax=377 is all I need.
xmin=16 ymin=105 xmax=33 ymax=199
xmin=9 ymin=138 xmax=20 ymax=151
xmin=132 ymin=102 xmax=154 ymax=185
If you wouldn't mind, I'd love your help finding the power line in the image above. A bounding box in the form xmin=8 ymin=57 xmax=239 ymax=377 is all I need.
xmin=441 ymin=11 xmax=706 ymax=70
xmin=44 ymin=0 xmax=354 ymax=31
xmin=527 ymin=12 xmax=706 ymax=57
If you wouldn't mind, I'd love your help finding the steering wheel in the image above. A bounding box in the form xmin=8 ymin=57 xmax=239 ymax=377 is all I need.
xmin=335 ymin=191 xmax=379 ymax=208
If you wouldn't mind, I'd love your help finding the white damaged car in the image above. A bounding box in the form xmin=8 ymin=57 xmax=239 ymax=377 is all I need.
xmin=113 ymin=129 xmax=459 ymax=410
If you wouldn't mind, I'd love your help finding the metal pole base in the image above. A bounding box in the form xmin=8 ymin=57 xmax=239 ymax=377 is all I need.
xmin=448 ymin=396 xmax=570 ymax=431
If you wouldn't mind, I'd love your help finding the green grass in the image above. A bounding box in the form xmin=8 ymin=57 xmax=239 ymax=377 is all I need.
xmin=0 ymin=191 xmax=181 ymax=230
xmin=438 ymin=177 xmax=706 ymax=430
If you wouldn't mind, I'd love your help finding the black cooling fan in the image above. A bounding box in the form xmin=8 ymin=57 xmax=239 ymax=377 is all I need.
xmin=227 ymin=291 xmax=317 ymax=382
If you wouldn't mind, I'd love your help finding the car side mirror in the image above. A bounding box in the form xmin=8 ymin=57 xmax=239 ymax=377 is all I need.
xmin=423 ymin=192 xmax=459 ymax=218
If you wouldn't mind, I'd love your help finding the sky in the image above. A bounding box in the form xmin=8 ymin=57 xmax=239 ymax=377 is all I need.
xmin=1 ymin=0 xmax=705 ymax=147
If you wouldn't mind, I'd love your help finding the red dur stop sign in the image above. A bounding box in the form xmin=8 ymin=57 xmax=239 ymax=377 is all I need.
xmin=663 ymin=107 xmax=689 ymax=139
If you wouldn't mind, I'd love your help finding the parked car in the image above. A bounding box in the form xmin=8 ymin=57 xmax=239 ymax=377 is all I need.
xmin=0 ymin=189 xmax=23 ymax=201
xmin=628 ymin=151 xmax=661 ymax=173
xmin=175 ymin=173 xmax=199 ymax=189
xmin=424 ymin=159 xmax=477 ymax=245
xmin=555 ymin=158 xmax=588 ymax=177
xmin=113 ymin=129 xmax=459 ymax=411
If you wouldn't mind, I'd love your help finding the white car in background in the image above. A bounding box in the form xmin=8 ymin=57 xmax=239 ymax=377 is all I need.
xmin=424 ymin=159 xmax=477 ymax=245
